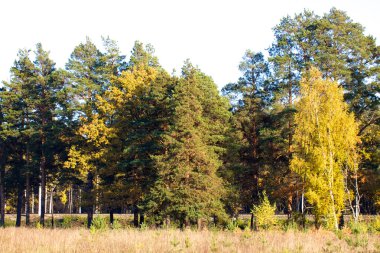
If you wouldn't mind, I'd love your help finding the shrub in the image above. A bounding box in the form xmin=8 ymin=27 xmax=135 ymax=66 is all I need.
xmin=236 ymin=218 xmax=249 ymax=230
xmin=251 ymin=192 xmax=277 ymax=230
xmin=61 ymin=216 xmax=74 ymax=228
xmin=348 ymin=220 xmax=368 ymax=235
xmin=226 ymin=219 xmax=238 ymax=232
xmin=35 ymin=222 xmax=42 ymax=229
xmin=140 ymin=222 xmax=148 ymax=230
xmin=368 ymin=216 xmax=380 ymax=233
xmin=111 ymin=219 xmax=122 ymax=229
xmin=90 ymin=216 xmax=108 ymax=232
xmin=282 ymin=220 xmax=299 ymax=232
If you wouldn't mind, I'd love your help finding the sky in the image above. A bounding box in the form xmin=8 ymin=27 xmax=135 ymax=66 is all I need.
xmin=0 ymin=0 xmax=379 ymax=88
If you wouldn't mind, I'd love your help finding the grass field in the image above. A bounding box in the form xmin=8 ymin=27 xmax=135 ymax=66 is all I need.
xmin=0 ymin=227 xmax=379 ymax=253
xmin=1 ymin=214 xmax=379 ymax=252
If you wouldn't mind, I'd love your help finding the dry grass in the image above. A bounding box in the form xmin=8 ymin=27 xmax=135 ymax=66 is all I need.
xmin=0 ymin=227 xmax=379 ymax=253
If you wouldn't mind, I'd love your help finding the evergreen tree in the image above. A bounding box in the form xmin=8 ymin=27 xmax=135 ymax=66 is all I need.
xmin=146 ymin=61 xmax=229 ymax=227
xmin=1 ymin=49 xmax=37 ymax=226
xmin=65 ymin=38 xmax=108 ymax=227
xmin=222 ymin=51 xmax=273 ymax=225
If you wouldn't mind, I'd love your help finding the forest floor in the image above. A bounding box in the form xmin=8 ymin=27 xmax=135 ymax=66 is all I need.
xmin=0 ymin=226 xmax=379 ymax=253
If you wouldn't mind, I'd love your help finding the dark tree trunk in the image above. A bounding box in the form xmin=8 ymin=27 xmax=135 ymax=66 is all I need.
xmin=133 ymin=204 xmax=139 ymax=227
xmin=16 ymin=151 xmax=24 ymax=227
xmin=250 ymin=212 xmax=254 ymax=231
xmin=0 ymin=147 xmax=6 ymax=227
xmin=315 ymin=215 xmax=321 ymax=229
xmin=40 ymin=154 xmax=46 ymax=227
xmin=25 ymin=144 xmax=31 ymax=226
xmin=86 ymin=171 xmax=94 ymax=229
xmin=25 ymin=172 xmax=30 ymax=226
xmin=139 ymin=212 xmax=145 ymax=226
xmin=16 ymin=180 xmax=23 ymax=227
xmin=110 ymin=209 xmax=114 ymax=225
xmin=51 ymin=190 xmax=54 ymax=228
xmin=213 ymin=215 xmax=217 ymax=227
xmin=339 ymin=211 xmax=345 ymax=229
xmin=0 ymin=170 xmax=4 ymax=227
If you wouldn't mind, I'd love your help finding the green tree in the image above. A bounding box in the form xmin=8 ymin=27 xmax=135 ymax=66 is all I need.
xmin=1 ymin=49 xmax=36 ymax=226
xmin=222 ymin=51 xmax=273 ymax=227
xmin=65 ymin=37 xmax=108 ymax=227
xmin=146 ymin=61 xmax=229 ymax=227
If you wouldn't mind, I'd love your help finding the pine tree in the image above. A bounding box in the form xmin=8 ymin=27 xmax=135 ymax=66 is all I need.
xmin=146 ymin=61 xmax=229 ymax=227
xmin=1 ymin=49 xmax=37 ymax=226
xmin=222 ymin=51 xmax=273 ymax=226
xmin=65 ymin=37 xmax=123 ymax=227
xmin=102 ymin=42 xmax=171 ymax=226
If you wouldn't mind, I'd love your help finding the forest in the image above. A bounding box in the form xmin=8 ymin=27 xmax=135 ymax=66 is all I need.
xmin=0 ymin=8 xmax=379 ymax=234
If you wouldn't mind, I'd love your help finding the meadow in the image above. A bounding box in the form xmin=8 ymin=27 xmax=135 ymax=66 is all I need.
xmin=1 ymin=214 xmax=379 ymax=253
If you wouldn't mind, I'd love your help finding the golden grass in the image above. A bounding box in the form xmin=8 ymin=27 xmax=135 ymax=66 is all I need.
xmin=0 ymin=227 xmax=378 ymax=253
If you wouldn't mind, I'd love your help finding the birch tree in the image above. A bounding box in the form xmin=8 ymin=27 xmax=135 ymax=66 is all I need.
xmin=291 ymin=67 xmax=359 ymax=229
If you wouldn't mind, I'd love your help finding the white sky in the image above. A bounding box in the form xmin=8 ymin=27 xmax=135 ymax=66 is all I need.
xmin=0 ymin=0 xmax=379 ymax=88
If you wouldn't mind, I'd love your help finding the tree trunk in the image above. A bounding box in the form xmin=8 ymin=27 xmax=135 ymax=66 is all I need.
xmin=40 ymin=154 xmax=46 ymax=226
xmin=339 ymin=211 xmax=344 ymax=229
xmin=16 ymin=151 xmax=23 ymax=227
xmin=31 ymin=188 xmax=34 ymax=214
xmin=85 ymin=172 xmax=94 ymax=229
xmin=69 ymin=186 xmax=73 ymax=214
xmin=45 ymin=188 xmax=48 ymax=214
xmin=16 ymin=180 xmax=23 ymax=227
xmin=51 ymin=190 xmax=54 ymax=228
xmin=38 ymin=185 xmax=42 ymax=216
xmin=0 ymin=147 xmax=6 ymax=227
xmin=301 ymin=191 xmax=306 ymax=229
xmin=0 ymin=172 xmax=4 ymax=227
xmin=133 ymin=204 xmax=139 ymax=227
xmin=315 ymin=215 xmax=321 ymax=229
xmin=250 ymin=212 xmax=254 ymax=231
xmin=25 ymin=144 xmax=31 ymax=226
xmin=139 ymin=212 xmax=145 ymax=226
xmin=79 ymin=188 xmax=82 ymax=214
xmin=110 ymin=209 xmax=114 ymax=225
xmin=287 ymin=195 xmax=293 ymax=219
xmin=49 ymin=190 xmax=53 ymax=214
xmin=25 ymin=173 xmax=30 ymax=226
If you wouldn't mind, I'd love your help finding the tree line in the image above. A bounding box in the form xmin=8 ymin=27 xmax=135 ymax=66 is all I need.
xmin=0 ymin=8 xmax=378 ymax=229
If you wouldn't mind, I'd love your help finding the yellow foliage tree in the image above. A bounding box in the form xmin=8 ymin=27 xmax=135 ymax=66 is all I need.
xmin=64 ymin=63 xmax=159 ymax=225
xmin=291 ymin=67 xmax=359 ymax=230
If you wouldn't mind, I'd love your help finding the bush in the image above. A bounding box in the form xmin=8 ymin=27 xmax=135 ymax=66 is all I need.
xmin=61 ymin=216 xmax=73 ymax=228
xmin=348 ymin=220 xmax=368 ymax=235
xmin=35 ymin=222 xmax=42 ymax=229
xmin=236 ymin=218 xmax=249 ymax=230
xmin=368 ymin=216 xmax=380 ymax=233
xmin=226 ymin=219 xmax=238 ymax=231
xmin=251 ymin=192 xmax=277 ymax=230
xmin=111 ymin=219 xmax=122 ymax=229
xmin=282 ymin=220 xmax=299 ymax=232
xmin=90 ymin=216 xmax=108 ymax=232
